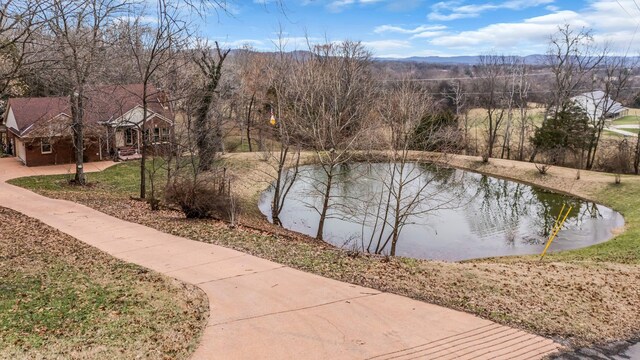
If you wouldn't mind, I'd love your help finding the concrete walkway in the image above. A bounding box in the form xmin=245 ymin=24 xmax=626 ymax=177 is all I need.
xmin=606 ymin=126 xmax=638 ymax=137
xmin=0 ymin=157 xmax=561 ymax=359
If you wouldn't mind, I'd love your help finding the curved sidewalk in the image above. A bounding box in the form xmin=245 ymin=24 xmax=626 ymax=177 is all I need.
xmin=0 ymin=158 xmax=561 ymax=359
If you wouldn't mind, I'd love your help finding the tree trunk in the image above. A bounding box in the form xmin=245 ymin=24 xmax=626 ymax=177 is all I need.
xmin=246 ymin=94 xmax=254 ymax=152
xmin=271 ymin=148 xmax=285 ymax=226
xmin=71 ymin=93 xmax=85 ymax=185
xmin=196 ymin=83 xmax=216 ymax=172
xmin=634 ymin=134 xmax=640 ymax=174
xmin=316 ymin=167 xmax=334 ymax=241
xmin=140 ymin=94 xmax=148 ymax=199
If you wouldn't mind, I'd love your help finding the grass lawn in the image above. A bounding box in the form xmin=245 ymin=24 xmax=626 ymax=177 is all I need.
xmin=546 ymin=178 xmax=640 ymax=263
xmin=612 ymin=115 xmax=640 ymax=126
xmin=13 ymin=160 xmax=143 ymax=194
xmin=0 ymin=205 xmax=208 ymax=359
xmin=9 ymin=154 xmax=640 ymax=348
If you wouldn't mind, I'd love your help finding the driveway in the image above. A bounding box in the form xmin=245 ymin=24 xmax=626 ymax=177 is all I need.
xmin=0 ymin=157 xmax=561 ymax=359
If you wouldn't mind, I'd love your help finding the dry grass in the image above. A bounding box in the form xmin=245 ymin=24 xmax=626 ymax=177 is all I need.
xmin=0 ymin=207 xmax=209 ymax=359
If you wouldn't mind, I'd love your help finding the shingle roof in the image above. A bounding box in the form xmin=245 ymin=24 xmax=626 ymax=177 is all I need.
xmin=87 ymin=84 xmax=173 ymax=124
xmin=6 ymin=97 xmax=70 ymax=135
xmin=6 ymin=84 xmax=172 ymax=137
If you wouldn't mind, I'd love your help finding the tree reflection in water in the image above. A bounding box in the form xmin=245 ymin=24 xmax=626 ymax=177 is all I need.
xmin=259 ymin=163 xmax=623 ymax=261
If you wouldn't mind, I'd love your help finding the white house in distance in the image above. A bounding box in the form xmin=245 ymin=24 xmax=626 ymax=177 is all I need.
xmin=571 ymin=91 xmax=629 ymax=122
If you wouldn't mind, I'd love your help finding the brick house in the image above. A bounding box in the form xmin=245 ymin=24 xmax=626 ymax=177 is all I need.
xmin=1 ymin=84 xmax=173 ymax=167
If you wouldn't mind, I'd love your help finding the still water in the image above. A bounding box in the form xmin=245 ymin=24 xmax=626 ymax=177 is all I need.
xmin=259 ymin=163 xmax=624 ymax=261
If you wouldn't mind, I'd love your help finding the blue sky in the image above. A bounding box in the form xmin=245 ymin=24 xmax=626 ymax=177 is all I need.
xmin=200 ymin=0 xmax=640 ymax=57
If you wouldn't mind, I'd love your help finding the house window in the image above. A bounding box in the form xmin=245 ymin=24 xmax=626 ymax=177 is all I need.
xmin=161 ymin=128 xmax=170 ymax=142
xmin=41 ymin=139 xmax=52 ymax=154
xmin=124 ymin=128 xmax=134 ymax=145
xmin=153 ymin=128 xmax=161 ymax=143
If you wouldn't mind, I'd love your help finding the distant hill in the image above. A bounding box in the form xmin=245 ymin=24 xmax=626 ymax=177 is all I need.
xmin=376 ymin=55 xmax=548 ymax=65
xmin=376 ymin=54 xmax=640 ymax=66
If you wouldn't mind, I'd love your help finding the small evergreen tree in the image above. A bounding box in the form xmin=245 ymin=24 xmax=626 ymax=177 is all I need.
xmin=531 ymin=102 xmax=594 ymax=165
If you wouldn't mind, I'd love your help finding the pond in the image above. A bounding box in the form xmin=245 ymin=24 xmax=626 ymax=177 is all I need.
xmin=258 ymin=163 xmax=624 ymax=261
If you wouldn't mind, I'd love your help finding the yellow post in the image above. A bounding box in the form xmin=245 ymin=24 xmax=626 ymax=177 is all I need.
xmin=552 ymin=204 xmax=566 ymax=233
xmin=540 ymin=206 xmax=573 ymax=260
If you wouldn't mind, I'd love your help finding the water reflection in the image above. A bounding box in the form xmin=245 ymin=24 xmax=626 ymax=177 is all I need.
xmin=258 ymin=163 xmax=624 ymax=261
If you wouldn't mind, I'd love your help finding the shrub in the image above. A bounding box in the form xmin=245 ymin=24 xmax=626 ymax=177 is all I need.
xmin=411 ymin=110 xmax=464 ymax=153
xmin=596 ymin=138 xmax=633 ymax=176
xmin=165 ymin=172 xmax=235 ymax=219
xmin=535 ymin=162 xmax=551 ymax=175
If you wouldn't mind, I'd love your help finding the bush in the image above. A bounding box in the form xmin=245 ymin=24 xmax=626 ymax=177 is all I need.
xmin=596 ymin=139 xmax=633 ymax=175
xmin=535 ymin=162 xmax=551 ymax=175
xmin=411 ymin=110 xmax=464 ymax=153
xmin=165 ymin=172 xmax=235 ymax=219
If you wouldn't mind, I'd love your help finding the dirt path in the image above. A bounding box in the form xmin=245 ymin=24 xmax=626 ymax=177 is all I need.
xmin=0 ymin=157 xmax=562 ymax=359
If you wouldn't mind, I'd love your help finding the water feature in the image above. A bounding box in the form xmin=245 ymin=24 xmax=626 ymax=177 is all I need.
xmin=259 ymin=163 xmax=624 ymax=261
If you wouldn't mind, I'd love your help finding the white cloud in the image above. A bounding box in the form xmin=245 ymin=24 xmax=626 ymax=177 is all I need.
xmin=424 ymin=2 xmax=640 ymax=54
xmin=374 ymin=24 xmax=447 ymax=34
xmin=411 ymin=31 xmax=447 ymax=39
xmin=428 ymin=10 xmax=585 ymax=50
xmin=428 ymin=0 xmax=555 ymax=21
xmin=327 ymin=0 xmax=384 ymax=12
xmin=361 ymin=40 xmax=412 ymax=52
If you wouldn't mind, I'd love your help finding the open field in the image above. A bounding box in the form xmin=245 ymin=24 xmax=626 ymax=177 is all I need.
xmin=466 ymin=106 xmax=637 ymax=160
xmin=0 ymin=206 xmax=208 ymax=359
xmin=9 ymin=153 xmax=640 ymax=349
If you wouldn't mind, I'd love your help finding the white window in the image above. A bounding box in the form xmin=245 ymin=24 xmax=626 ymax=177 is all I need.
xmin=41 ymin=139 xmax=52 ymax=154
xmin=161 ymin=128 xmax=170 ymax=142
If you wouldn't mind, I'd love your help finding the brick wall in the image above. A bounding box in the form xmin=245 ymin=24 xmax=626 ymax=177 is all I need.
xmin=21 ymin=137 xmax=102 ymax=167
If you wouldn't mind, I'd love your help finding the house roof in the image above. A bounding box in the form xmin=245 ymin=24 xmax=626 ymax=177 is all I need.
xmin=6 ymin=97 xmax=70 ymax=135
xmin=5 ymin=84 xmax=173 ymax=137
xmin=571 ymin=91 xmax=627 ymax=120
xmin=87 ymin=84 xmax=173 ymax=125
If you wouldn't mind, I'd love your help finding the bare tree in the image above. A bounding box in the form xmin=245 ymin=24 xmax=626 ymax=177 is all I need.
xmin=442 ymin=80 xmax=469 ymax=153
xmin=583 ymin=55 xmax=634 ymax=169
xmin=40 ymin=0 xmax=126 ymax=184
xmin=475 ymin=54 xmax=515 ymax=160
xmin=0 ymin=0 xmax=44 ymax=97
xmin=120 ymin=1 xmax=189 ymax=200
xmin=530 ymin=24 xmax=606 ymax=163
xmin=233 ymin=45 xmax=269 ymax=152
xmin=515 ymin=61 xmax=531 ymax=161
xmin=256 ymin=37 xmax=304 ymax=226
xmin=290 ymin=40 xmax=376 ymax=240
xmin=373 ymin=81 xmax=441 ymax=255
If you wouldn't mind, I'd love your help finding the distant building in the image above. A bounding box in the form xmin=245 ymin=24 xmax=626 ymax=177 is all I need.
xmin=571 ymin=91 xmax=629 ymax=121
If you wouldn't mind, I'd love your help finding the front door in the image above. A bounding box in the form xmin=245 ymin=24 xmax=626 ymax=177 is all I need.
xmin=115 ymin=130 xmax=125 ymax=148
xmin=15 ymin=138 xmax=25 ymax=163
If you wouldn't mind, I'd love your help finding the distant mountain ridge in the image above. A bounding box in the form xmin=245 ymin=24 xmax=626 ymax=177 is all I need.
xmin=376 ymin=55 xmax=548 ymax=65
xmin=376 ymin=54 xmax=640 ymax=65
